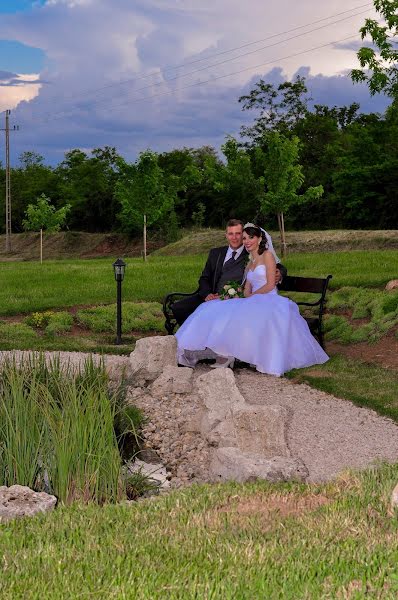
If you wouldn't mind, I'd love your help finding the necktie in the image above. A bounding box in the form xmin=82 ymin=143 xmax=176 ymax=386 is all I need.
xmin=224 ymin=250 xmax=237 ymax=267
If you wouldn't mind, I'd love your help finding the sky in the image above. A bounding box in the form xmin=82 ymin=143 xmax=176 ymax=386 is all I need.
xmin=0 ymin=0 xmax=390 ymax=166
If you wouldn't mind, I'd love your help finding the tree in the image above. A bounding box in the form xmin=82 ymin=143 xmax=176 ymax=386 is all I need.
xmin=23 ymin=194 xmax=71 ymax=263
xmin=116 ymin=150 xmax=182 ymax=259
xmin=239 ymin=76 xmax=310 ymax=145
xmin=257 ymin=133 xmax=323 ymax=256
xmin=205 ymin=137 xmax=264 ymax=224
xmin=351 ymin=0 xmax=398 ymax=96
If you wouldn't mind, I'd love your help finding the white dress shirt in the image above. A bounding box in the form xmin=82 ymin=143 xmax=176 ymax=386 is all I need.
xmin=223 ymin=245 xmax=245 ymax=264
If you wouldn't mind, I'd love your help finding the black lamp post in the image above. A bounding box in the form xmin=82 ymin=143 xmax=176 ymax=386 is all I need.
xmin=112 ymin=258 xmax=126 ymax=345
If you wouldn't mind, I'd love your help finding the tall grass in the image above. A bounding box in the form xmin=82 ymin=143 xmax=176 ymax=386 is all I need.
xmin=0 ymin=356 xmax=131 ymax=504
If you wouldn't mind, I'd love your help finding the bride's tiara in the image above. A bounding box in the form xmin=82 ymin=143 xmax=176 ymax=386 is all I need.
xmin=243 ymin=222 xmax=259 ymax=229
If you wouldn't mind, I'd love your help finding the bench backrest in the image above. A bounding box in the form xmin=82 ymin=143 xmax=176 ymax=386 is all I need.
xmin=278 ymin=274 xmax=332 ymax=307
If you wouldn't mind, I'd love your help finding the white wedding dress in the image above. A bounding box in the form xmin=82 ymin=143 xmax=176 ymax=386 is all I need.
xmin=175 ymin=265 xmax=329 ymax=376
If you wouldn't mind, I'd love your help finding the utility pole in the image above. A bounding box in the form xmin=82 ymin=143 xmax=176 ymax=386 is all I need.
xmin=1 ymin=110 xmax=19 ymax=252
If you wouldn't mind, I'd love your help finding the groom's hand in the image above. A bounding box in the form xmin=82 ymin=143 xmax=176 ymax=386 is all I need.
xmin=205 ymin=293 xmax=219 ymax=301
xmin=275 ymin=268 xmax=282 ymax=286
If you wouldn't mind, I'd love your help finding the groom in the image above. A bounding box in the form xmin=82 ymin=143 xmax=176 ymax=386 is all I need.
xmin=171 ymin=219 xmax=285 ymax=325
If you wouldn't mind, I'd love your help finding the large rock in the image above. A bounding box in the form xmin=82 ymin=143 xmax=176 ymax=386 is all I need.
xmin=0 ymin=485 xmax=57 ymax=522
xmin=209 ymin=447 xmax=308 ymax=483
xmin=195 ymin=369 xmax=245 ymax=445
xmin=151 ymin=365 xmax=193 ymax=395
xmin=385 ymin=280 xmax=398 ymax=291
xmin=129 ymin=336 xmax=177 ymax=382
xmin=232 ymin=405 xmax=290 ymax=457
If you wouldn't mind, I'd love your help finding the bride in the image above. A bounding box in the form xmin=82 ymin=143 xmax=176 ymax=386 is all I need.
xmin=175 ymin=223 xmax=329 ymax=376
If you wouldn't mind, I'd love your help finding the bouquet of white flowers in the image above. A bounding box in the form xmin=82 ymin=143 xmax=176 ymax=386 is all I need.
xmin=219 ymin=280 xmax=244 ymax=300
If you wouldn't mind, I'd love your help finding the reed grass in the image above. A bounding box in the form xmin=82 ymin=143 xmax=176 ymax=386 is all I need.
xmin=0 ymin=356 xmax=140 ymax=504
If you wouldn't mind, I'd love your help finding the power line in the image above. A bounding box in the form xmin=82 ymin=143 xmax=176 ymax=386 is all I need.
xmin=30 ymin=6 xmax=373 ymax=125
xmin=34 ymin=1 xmax=372 ymax=106
xmin=91 ymin=33 xmax=363 ymax=115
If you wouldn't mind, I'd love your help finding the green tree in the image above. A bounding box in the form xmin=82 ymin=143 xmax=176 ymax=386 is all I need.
xmin=205 ymin=137 xmax=263 ymax=224
xmin=239 ymin=76 xmax=310 ymax=145
xmin=351 ymin=0 xmax=398 ymax=96
xmin=257 ymin=133 xmax=323 ymax=256
xmin=23 ymin=194 xmax=71 ymax=262
xmin=116 ymin=150 xmax=182 ymax=258
xmin=55 ymin=147 xmax=122 ymax=232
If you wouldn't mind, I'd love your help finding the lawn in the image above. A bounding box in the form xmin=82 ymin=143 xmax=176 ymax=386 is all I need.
xmin=0 ymin=249 xmax=397 ymax=316
xmin=1 ymin=465 xmax=398 ymax=598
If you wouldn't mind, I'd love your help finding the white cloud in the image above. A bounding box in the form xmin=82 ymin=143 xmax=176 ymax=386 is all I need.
xmin=0 ymin=73 xmax=42 ymax=112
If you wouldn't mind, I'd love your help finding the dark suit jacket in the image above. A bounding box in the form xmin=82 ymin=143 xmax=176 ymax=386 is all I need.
xmin=198 ymin=246 xmax=248 ymax=299
xmin=198 ymin=246 xmax=287 ymax=298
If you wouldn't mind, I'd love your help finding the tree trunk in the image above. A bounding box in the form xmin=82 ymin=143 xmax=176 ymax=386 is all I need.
xmin=40 ymin=228 xmax=43 ymax=264
xmin=143 ymin=214 xmax=147 ymax=262
xmin=277 ymin=212 xmax=287 ymax=258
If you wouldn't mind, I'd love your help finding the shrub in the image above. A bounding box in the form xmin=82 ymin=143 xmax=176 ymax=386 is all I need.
xmin=25 ymin=310 xmax=55 ymax=329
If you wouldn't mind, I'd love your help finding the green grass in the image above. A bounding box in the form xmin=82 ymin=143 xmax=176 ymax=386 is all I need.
xmin=0 ymin=250 xmax=397 ymax=317
xmin=288 ymin=355 xmax=398 ymax=422
xmin=76 ymin=301 xmax=164 ymax=333
xmin=0 ymin=321 xmax=133 ymax=354
xmin=1 ymin=466 xmax=398 ymax=598
xmin=0 ymin=357 xmax=146 ymax=504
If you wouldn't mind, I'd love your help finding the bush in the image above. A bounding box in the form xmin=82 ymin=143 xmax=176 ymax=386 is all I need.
xmin=25 ymin=310 xmax=55 ymax=329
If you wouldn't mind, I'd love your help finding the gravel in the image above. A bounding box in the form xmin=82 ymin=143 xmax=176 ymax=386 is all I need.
xmin=134 ymin=364 xmax=398 ymax=485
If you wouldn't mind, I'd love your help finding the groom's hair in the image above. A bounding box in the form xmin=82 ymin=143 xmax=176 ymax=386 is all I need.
xmin=226 ymin=219 xmax=243 ymax=228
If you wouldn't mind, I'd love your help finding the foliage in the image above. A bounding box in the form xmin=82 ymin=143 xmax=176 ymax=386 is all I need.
xmin=22 ymin=193 xmax=70 ymax=233
xmin=0 ymin=357 xmax=137 ymax=504
xmin=239 ymin=75 xmax=310 ymax=143
xmin=25 ymin=310 xmax=55 ymax=329
xmin=324 ymin=286 xmax=398 ymax=343
xmin=256 ymin=132 xmax=323 ymax=254
xmin=116 ymin=150 xmax=184 ymax=235
xmin=351 ymin=0 xmax=398 ymax=96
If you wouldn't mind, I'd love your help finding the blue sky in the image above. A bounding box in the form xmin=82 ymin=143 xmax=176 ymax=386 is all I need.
xmin=0 ymin=0 xmax=390 ymax=166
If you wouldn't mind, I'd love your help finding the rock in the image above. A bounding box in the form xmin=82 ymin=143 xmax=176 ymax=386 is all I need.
xmin=125 ymin=459 xmax=170 ymax=491
xmin=0 ymin=485 xmax=57 ymax=522
xmin=385 ymin=280 xmax=398 ymax=291
xmin=129 ymin=336 xmax=177 ymax=382
xmin=391 ymin=483 xmax=398 ymax=509
xmin=232 ymin=405 xmax=290 ymax=458
xmin=209 ymin=447 xmax=308 ymax=483
xmin=196 ymin=369 xmax=245 ymax=440
xmin=151 ymin=365 xmax=193 ymax=395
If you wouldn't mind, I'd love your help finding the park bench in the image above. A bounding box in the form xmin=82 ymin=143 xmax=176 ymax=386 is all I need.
xmin=163 ymin=274 xmax=332 ymax=349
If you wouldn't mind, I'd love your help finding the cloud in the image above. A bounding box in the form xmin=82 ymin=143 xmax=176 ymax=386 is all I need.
xmin=0 ymin=0 xmax=389 ymax=164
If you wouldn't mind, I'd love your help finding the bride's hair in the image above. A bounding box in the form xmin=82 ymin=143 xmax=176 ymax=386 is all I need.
xmin=243 ymin=224 xmax=268 ymax=255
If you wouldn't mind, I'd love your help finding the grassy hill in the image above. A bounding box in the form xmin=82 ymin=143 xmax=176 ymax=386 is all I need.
xmin=154 ymin=229 xmax=398 ymax=256
xmin=0 ymin=229 xmax=397 ymax=261
xmin=0 ymin=231 xmax=163 ymax=261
